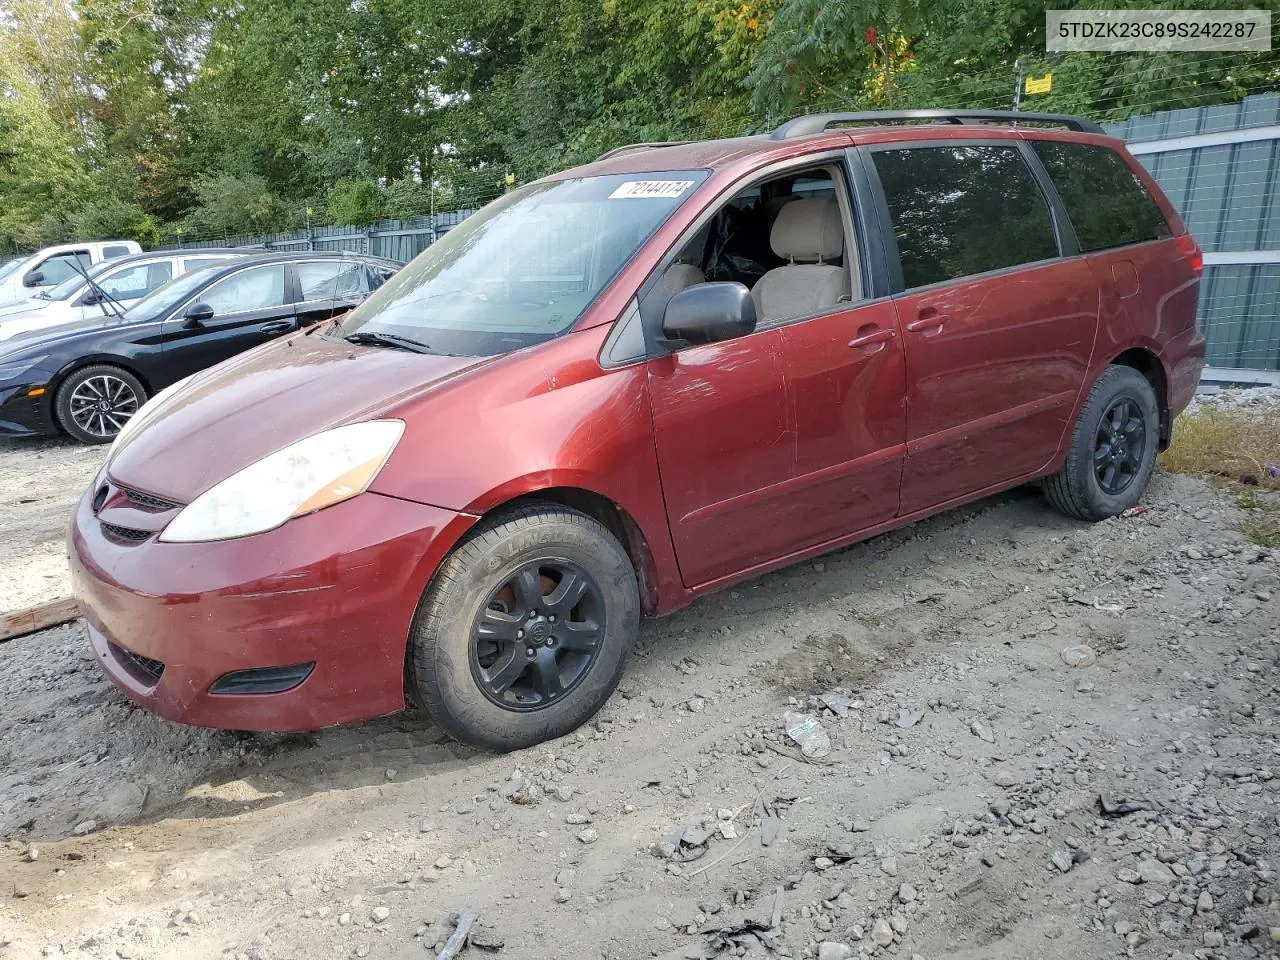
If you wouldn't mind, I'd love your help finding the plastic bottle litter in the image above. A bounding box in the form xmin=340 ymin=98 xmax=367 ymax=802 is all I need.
xmin=1060 ymin=644 xmax=1097 ymax=667
xmin=783 ymin=711 xmax=831 ymax=758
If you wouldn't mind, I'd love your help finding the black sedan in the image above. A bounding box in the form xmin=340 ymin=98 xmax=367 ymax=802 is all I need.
xmin=0 ymin=252 xmax=401 ymax=444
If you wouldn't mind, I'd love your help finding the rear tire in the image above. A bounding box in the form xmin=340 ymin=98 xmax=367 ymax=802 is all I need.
xmin=54 ymin=364 xmax=147 ymax=445
xmin=407 ymin=503 xmax=639 ymax=751
xmin=1044 ymin=365 xmax=1158 ymax=521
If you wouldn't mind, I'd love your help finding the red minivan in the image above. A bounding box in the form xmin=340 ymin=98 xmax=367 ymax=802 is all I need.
xmin=69 ymin=110 xmax=1205 ymax=750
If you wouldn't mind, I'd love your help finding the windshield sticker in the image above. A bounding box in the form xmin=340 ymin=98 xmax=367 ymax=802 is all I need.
xmin=608 ymin=180 xmax=696 ymax=200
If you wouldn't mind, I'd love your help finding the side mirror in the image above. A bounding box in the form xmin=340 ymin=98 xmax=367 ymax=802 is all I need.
xmin=183 ymin=302 xmax=214 ymax=328
xmin=22 ymin=269 xmax=44 ymax=287
xmin=661 ymin=282 xmax=756 ymax=346
xmin=82 ymin=291 xmax=101 ymax=306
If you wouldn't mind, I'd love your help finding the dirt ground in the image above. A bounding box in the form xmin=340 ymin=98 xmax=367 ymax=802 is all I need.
xmin=1 ymin=419 xmax=1278 ymax=960
xmin=0 ymin=436 xmax=102 ymax=612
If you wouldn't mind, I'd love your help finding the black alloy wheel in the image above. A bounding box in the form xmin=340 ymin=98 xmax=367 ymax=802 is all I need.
xmin=471 ymin=560 xmax=605 ymax=710
xmin=408 ymin=503 xmax=639 ymax=751
xmin=1093 ymin=397 xmax=1147 ymax=495
xmin=1042 ymin=364 xmax=1159 ymax=522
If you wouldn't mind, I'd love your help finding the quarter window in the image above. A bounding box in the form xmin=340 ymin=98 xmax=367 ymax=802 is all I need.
xmin=198 ymin=265 xmax=287 ymax=315
xmin=872 ymin=145 xmax=1059 ymax=290
xmin=1031 ymin=141 xmax=1170 ymax=252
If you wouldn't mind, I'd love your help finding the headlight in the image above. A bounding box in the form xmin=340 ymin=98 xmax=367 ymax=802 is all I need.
xmin=108 ymin=374 xmax=193 ymax=458
xmin=159 ymin=420 xmax=405 ymax=543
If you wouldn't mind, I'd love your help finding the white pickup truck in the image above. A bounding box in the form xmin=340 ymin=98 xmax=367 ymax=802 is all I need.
xmin=0 ymin=240 xmax=142 ymax=308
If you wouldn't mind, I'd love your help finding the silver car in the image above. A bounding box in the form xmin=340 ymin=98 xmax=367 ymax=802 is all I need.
xmin=0 ymin=249 xmax=246 ymax=341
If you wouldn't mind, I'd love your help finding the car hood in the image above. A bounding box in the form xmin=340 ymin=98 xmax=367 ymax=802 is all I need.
xmin=108 ymin=331 xmax=489 ymax=502
xmin=0 ymin=297 xmax=50 ymax=320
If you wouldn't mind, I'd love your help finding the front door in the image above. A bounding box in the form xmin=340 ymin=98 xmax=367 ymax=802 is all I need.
xmin=161 ymin=264 xmax=297 ymax=381
xmin=647 ymin=328 xmax=794 ymax=586
xmin=867 ymin=142 xmax=1099 ymax=514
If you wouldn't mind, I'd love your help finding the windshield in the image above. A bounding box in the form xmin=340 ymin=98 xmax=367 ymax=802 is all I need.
xmin=44 ymin=260 xmax=114 ymax=301
xmin=122 ymin=266 xmax=218 ymax=323
xmin=338 ymin=170 xmax=708 ymax=356
xmin=0 ymin=259 xmax=26 ymax=286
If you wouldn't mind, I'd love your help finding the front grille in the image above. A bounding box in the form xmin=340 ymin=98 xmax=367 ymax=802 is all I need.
xmin=109 ymin=641 xmax=165 ymax=684
xmin=101 ymin=521 xmax=152 ymax=542
xmin=121 ymin=487 xmax=182 ymax=511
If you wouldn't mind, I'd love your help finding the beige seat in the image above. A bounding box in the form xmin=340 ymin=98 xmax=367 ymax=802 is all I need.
xmin=659 ymin=261 xmax=706 ymax=297
xmin=751 ymin=197 xmax=849 ymax=324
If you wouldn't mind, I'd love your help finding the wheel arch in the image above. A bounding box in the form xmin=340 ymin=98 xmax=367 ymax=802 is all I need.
xmin=50 ymin=355 xmax=153 ymax=397
xmin=1108 ymin=346 xmax=1168 ymax=407
xmin=1106 ymin=346 xmax=1171 ymax=448
xmin=474 ymin=486 xmax=662 ymax=617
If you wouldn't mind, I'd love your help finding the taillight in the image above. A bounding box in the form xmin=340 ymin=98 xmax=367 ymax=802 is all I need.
xmin=1174 ymin=233 xmax=1203 ymax=277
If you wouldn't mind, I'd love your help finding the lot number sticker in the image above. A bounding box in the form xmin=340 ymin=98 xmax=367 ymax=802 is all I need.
xmin=609 ymin=180 xmax=695 ymax=199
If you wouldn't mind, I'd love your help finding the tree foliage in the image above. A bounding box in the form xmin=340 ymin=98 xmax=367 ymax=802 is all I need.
xmin=0 ymin=0 xmax=1275 ymax=251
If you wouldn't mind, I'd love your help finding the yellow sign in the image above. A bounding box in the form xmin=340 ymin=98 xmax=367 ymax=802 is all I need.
xmin=1024 ymin=73 xmax=1053 ymax=95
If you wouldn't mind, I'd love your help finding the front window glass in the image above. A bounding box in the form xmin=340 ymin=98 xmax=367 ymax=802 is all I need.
xmin=199 ymin=265 xmax=287 ymax=314
xmin=96 ymin=262 xmax=172 ymax=300
xmin=36 ymin=251 xmax=93 ymax=286
xmin=46 ymin=259 xmax=115 ymax=300
xmin=338 ymin=170 xmax=708 ymax=356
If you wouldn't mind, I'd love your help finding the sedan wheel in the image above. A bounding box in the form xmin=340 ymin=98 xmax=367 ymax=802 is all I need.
xmin=54 ymin=364 xmax=148 ymax=445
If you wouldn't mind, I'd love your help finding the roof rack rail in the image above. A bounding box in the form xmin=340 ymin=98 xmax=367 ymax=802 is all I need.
xmin=769 ymin=109 xmax=1105 ymax=140
xmin=595 ymin=140 xmax=691 ymax=162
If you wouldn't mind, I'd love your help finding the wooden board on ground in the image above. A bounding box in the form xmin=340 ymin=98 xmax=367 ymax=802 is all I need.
xmin=0 ymin=597 xmax=81 ymax=643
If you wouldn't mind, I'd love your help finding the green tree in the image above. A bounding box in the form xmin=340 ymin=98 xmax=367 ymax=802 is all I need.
xmin=327 ymin=179 xmax=384 ymax=226
xmin=184 ymin=174 xmax=291 ymax=236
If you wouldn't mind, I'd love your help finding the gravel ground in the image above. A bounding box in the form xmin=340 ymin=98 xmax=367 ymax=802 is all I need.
xmin=0 ymin=398 xmax=1277 ymax=960
xmin=0 ymin=436 xmax=103 ymax=612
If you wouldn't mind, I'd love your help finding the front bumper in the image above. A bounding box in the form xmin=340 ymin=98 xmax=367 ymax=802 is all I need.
xmin=69 ymin=484 xmax=473 ymax=731
xmin=0 ymin=383 xmax=54 ymax=437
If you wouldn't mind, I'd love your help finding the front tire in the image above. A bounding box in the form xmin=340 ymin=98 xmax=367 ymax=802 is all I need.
xmin=408 ymin=503 xmax=639 ymax=751
xmin=1044 ymin=365 xmax=1159 ymax=521
xmin=54 ymin=364 xmax=147 ymax=445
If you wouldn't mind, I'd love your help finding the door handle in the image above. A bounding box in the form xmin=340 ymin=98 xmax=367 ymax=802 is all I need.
xmin=847 ymin=325 xmax=896 ymax=350
xmin=905 ymin=313 xmax=947 ymax=336
xmin=259 ymin=320 xmax=294 ymax=334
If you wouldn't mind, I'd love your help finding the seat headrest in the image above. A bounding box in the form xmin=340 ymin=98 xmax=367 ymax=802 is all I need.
xmin=769 ymin=196 xmax=844 ymax=263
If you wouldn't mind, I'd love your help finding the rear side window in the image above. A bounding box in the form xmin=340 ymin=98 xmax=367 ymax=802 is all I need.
xmin=103 ymin=245 xmax=133 ymax=259
xmin=1031 ymin=141 xmax=1170 ymax=253
xmin=871 ymin=145 xmax=1059 ymax=290
xmin=297 ymin=260 xmax=369 ymax=300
